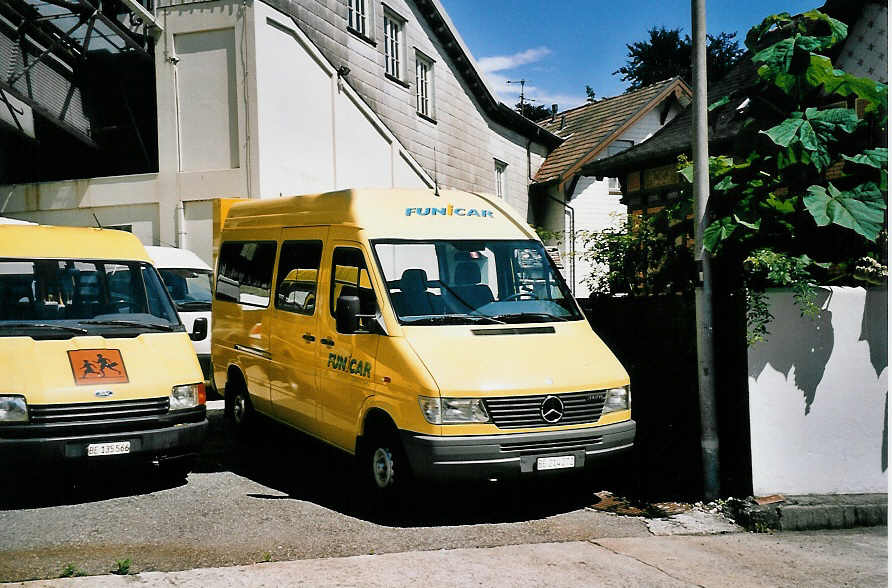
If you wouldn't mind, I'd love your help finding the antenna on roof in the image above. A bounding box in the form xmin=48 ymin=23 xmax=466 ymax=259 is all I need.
xmin=433 ymin=146 xmax=440 ymax=197
xmin=92 ymin=213 xmax=103 ymax=229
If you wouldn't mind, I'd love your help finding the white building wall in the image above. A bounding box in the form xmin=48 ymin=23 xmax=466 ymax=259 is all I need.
xmin=748 ymin=287 xmax=888 ymax=495
xmin=565 ymin=104 xmax=683 ymax=296
xmin=1 ymin=0 xmax=438 ymax=264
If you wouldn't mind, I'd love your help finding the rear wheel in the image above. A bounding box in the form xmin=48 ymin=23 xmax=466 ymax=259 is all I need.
xmin=224 ymin=375 xmax=254 ymax=435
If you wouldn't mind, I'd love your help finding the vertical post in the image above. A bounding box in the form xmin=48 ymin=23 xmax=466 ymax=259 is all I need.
xmin=691 ymin=0 xmax=720 ymax=499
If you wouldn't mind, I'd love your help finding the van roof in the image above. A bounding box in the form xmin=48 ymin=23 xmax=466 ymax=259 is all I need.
xmin=223 ymin=188 xmax=538 ymax=240
xmin=0 ymin=225 xmax=152 ymax=262
xmin=145 ymin=246 xmax=212 ymax=270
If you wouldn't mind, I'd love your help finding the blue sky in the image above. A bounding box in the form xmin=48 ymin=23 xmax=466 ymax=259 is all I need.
xmin=439 ymin=0 xmax=821 ymax=111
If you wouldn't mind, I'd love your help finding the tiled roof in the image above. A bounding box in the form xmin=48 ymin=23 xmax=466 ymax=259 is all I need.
xmin=579 ymin=61 xmax=758 ymax=179
xmin=532 ymin=78 xmax=690 ymax=184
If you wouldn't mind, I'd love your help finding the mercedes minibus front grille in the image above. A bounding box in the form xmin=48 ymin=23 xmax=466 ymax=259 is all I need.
xmin=28 ymin=397 xmax=170 ymax=424
xmin=499 ymin=434 xmax=603 ymax=454
xmin=484 ymin=391 xmax=606 ymax=429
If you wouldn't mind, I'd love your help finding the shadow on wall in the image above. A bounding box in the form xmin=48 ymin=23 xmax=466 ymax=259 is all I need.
xmin=748 ymin=288 xmax=834 ymax=415
xmin=861 ymin=287 xmax=888 ymax=378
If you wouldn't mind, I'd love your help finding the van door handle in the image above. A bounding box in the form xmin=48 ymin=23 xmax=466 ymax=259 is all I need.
xmin=320 ymin=338 xmax=335 ymax=346
xmin=302 ymin=333 xmax=315 ymax=342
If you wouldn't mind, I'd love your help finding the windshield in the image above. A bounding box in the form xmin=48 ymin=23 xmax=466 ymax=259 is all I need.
xmin=372 ymin=239 xmax=583 ymax=325
xmin=158 ymin=268 xmax=213 ymax=311
xmin=0 ymin=258 xmax=182 ymax=338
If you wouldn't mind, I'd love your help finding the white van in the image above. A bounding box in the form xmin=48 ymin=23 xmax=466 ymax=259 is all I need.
xmin=146 ymin=246 xmax=213 ymax=388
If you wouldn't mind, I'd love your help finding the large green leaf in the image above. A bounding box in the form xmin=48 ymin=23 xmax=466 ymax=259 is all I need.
xmin=805 ymin=107 xmax=861 ymax=133
xmin=753 ymin=38 xmax=795 ymax=74
xmin=761 ymin=117 xmax=805 ymax=147
xmin=708 ymin=95 xmax=730 ymax=111
xmin=843 ymin=148 xmax=888 ymax=169
xmin=801 ymin=9 xmax=848 ymax=48
xmin=803 ymin=182 xmax=887 ymax=240
xmin=746 ymin=13 xmax=793 ymax=50
xmin=703 ymin=217 xmax=737 ymax=252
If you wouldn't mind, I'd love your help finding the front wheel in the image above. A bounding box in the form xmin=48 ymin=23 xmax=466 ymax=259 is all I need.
xmin=360 ymin=431 xmax=411 ymax=496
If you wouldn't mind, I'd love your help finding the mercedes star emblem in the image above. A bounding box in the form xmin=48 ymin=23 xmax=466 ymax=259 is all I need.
xmin=540 ymin=395 xmax=564 ymax=423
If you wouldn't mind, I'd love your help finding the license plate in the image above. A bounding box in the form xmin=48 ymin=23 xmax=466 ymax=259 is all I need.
xmin=87 ymin=441 xmax=131 ymax=457
xmin=536 ymin=455 xmax=575 ymax=471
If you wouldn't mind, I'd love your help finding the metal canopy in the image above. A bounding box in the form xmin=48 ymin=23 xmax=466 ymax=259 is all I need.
xmin=0 ymin=0 xmax=156 ymax=145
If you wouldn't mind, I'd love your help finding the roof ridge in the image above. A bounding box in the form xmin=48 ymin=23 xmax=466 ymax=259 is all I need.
xmin=542 ymin=77 xmax=681 ymax=122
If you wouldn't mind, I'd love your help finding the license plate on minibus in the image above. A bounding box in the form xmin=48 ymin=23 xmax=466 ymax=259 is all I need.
xmin=536 ymin=455 xmax=575 ymax=471
xmin=87 ymin=441 xmax=131 ymax=457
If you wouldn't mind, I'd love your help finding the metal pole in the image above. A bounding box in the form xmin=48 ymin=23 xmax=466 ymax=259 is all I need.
xmin=691 ymin=0 xmax=720 ymax=499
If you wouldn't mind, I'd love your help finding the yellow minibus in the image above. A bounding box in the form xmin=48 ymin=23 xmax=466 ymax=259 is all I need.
xmin=213 ymin=188 xmax=634 ymax=493
xmin=0 ymin=225 xmax=208 ymax=480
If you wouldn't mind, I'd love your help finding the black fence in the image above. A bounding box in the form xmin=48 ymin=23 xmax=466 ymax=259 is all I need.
xmin=580 ymin=292 xmax=752 ymax=500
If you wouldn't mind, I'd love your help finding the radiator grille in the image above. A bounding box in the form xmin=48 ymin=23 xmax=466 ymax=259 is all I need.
xmin=500 ymin=434 xmax=603 ymax=454
xmin=484 ymin=391 xmax=606 ymax=429
xmin=28 ymin=397 xmax=170 ymax=424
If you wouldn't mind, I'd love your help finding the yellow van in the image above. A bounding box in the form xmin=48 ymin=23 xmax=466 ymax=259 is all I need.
xmin=213 ymin=188 xmax=634 ymax=492
xmin=0 ymin=225 xmax=208 ymax=479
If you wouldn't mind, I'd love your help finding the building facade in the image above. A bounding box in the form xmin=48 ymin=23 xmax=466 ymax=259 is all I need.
xmin=0 ymin=0 xmax=559 ymax=264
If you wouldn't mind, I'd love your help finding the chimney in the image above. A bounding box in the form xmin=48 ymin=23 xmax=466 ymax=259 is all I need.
xmin=559 ymin=115 xmax=565 ymax=130
xmin=551 ymin=104 xmax=558 ymax=122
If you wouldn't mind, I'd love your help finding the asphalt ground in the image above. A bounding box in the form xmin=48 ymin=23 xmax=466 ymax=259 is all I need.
xmin=0 ymin=407 xmax=653 ymax=582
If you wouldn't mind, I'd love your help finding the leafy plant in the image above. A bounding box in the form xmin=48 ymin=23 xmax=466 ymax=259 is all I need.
xmin=674 ymin=9 xmax=887 ymax=340
xmin=112 ymin=558 xmax=131 ymax=575
xmin=60 ymin=563 xmax=86 ymax=578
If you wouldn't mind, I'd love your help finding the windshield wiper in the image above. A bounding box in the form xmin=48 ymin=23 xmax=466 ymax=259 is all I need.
xmin=176 ymin=301 xmax=211 ymax=310
xmin=1 ymin=322 xmax=88 ymax=334
xmin=403 ymin=314 xmax=504 ymax=325
xmin=489 ymin=312 xmax=569 ymax=323
xmin=80 ymin=319 xmax=174 ymax=331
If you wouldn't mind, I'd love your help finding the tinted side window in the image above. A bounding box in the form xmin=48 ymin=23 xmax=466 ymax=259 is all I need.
xmin=330 ymin=247 xmax=377 ymax=331
xmin=216 ymin=241 xmax=277 ymax=307
xmin=275 ymin=241 xmax=323 ymax=315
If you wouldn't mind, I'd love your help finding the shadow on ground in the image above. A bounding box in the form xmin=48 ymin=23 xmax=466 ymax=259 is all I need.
xmin=195 ymin=411 xmax=623 ymax=527
xmin=1 ymin=410 xmax=632 ymax=527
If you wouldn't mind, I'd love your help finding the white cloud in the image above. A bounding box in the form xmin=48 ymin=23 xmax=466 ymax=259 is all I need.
xmin=478 ymin=46 xmax=552 ymax=74
xmin=476 ymin=46 xmax=586 ymax=112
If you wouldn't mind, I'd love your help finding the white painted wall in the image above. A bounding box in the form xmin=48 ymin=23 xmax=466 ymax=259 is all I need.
xmin=748 ymin=287 xmax=888 ymax=495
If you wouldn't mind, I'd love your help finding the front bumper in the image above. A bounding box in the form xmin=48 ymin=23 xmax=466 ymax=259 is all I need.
xmin=0 ymin=407 xmax=208 ymax=465
xmin=401 ymin=419 xmax=635 ymax=481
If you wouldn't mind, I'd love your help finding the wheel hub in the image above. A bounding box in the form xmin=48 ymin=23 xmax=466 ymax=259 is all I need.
xmin=372 ymin=447 xmax=395 ymax=488
xmin=233 ymin=394 xmax=246 ymax=424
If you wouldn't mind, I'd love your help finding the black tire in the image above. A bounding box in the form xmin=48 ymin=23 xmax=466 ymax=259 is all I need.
xmin=359 ymin=428 xmax=411 ymax=497
xmin=224 ymin=376 xmax=254 ymax=436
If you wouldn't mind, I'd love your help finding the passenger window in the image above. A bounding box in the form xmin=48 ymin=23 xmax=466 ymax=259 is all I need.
xmin=275 ymin=241 xmax=323 ymax=315
xmin=216 ymin=241 xmax=277 ymax=307
xmin=330 ymin=247 xmax=377 ymax=333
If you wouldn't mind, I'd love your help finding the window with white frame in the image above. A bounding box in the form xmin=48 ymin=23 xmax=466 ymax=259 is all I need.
xmin=383 ymin=10 xmax=404 ymax=79
xmin=348 ymin=0 xmax=369 ymax=37
xmin=415 ymin=52 xmax=433 ymax=117
xmin=494 ymin=159 xmax=507 ymax=199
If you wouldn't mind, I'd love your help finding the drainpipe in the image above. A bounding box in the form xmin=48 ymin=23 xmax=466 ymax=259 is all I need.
xmin=175 ymin=201 xmax=187 ymax=249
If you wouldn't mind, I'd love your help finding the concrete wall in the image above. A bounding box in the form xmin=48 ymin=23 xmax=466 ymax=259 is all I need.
xmin=748 ymin=287 xmax=888 ymax=495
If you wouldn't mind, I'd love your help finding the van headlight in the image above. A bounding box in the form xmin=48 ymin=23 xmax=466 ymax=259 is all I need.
xmin=170 ymin=383 xmax=206 ymax=410
xmin=418 ymin=396 xmax=490 ymax=424
xmin=603 ymin=385 xmax=630 ymax=413
xmin=0 ymin=396 xmax=28 ymax=423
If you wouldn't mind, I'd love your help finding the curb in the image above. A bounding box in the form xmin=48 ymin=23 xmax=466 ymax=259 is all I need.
xmin=731 ymin=493 xmax=887 ymax=531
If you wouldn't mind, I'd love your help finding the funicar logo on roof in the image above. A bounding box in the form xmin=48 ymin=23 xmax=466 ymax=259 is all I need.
xmin=405 ymin=204 xmax=495 ymax=218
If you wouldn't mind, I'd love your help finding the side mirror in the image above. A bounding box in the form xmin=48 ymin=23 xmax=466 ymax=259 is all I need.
xmin=336 ymin=295 xmax=361 ymax=334
xmin=190 ymin=317 xmax=208 ymax=341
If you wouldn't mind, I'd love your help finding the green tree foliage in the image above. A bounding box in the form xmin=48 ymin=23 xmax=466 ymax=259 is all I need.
xmin=676 ymin=10 xmax=888 ymax=343
xmin=585 ymin=85 xmax=597 ymax=103
xmin=614 ymin=27 xmax=744 ymax=90
xmin=516 ymin=101 xmax=552 ymax=121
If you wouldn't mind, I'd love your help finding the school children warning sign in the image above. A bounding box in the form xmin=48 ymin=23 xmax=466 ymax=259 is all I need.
xmin=68 ymin=349 xmax=129 ymax=385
